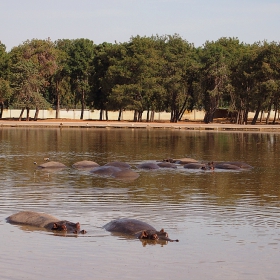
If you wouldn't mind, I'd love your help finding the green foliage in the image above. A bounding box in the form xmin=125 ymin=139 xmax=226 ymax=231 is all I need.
xmin=1 ymin=36 xmax=280 ymax=124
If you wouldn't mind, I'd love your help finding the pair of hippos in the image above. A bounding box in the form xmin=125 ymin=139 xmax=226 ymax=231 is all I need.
xmin=35 ymin=160 xmax=140 ymax=180
xmin=6 ymin=211 xmax=179 ymax=243
xmin=161 ymin=158 xmax=253 ymax=170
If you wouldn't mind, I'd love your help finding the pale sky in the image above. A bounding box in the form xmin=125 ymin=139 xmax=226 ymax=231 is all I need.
xmin=1 ymin=0 xmax=279 ymax=51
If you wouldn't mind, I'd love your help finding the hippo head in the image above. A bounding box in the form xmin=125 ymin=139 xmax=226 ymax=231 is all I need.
xmin=138 ymin=230 xmax=159 ymax=240
xmin=138 ymin=228 xmax=179 ymax=242
xmin=51 ymin=221 xmax=86 ymax=234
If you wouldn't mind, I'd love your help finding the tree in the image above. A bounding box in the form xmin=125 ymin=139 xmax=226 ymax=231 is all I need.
xmin=10 ymin=60 xmax=49 ymax=120
xmin=199 ymin=38 xmax=239 ymax=123
xmin=250 ymin=41 xmax=280 ymax=124
xmin=115 ymin=36 xmax=166 ymax=122
xmin=67 ymin=39 xmax=95 ymax=119
xmin=91 ymin=42 xmax=129 ymax=120
xmin=160 ymin=34 xmax=199 ymax=122
xmin=9 ymin=39 xmax=59 ymax=120
xmin=0 ymin=42 xmax=11 ymax=118
xmin=52 ymin=39 xmax=73 ymax=118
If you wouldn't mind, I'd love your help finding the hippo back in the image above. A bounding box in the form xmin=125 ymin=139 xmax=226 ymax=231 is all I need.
xmin=103 ymin=218 xmax=156 ymax=235
xmin=7 ymin=211 xmax=59 ymax=228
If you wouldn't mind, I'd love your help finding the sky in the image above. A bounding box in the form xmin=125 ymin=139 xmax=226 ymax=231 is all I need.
xmin=1 ymin=0 xmax=279 ymax=51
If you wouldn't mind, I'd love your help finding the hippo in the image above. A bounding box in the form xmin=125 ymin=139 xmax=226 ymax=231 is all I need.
xmin=173 ymin=158 xmax=199 ymax=164
xmin=111 ymin=169 xmax=140 ymax=180
xmin=220 ymin=161 xmax=253 ymax=169
xmin=184 ymin=163 xmax=207 ymax=170
xmin=35 ymin=161 xmax=67 ymax=169
xmin=90 ymin=165 xmax=122 ymax=176
xmin=157 ymin=162 xmax=177 ymax=169
xmin=184 ymin=162 xmax=214 ymax=170
xmin=103 ymin=218 xmax=179 ymax=242
xmin=7 ymin=211 xmax=86 ymax=234
xmin=213 ymin=163 xmax=241 ymax=170
xmin=72 ymin=160 xmax=100 ymax=169
xmin=137 ymin=162 xmax=160 ymax=170
xmin=104 ymin=161 xmax=131 ymax=170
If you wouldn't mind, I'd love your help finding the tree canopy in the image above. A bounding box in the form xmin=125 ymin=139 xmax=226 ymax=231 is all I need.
xmin=1 ymin=36 xmax=280 ymax=124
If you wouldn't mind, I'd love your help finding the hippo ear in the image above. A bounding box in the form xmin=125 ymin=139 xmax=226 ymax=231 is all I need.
xmin=52 ymin=223 xmax=58 ymax=230
xmin=160 ymin=228 xmax=165 ymax=233
xmin=139 ymin=230 xmax=148 ymax=239
xmin=75 ymin=222 xmax=80 ymax=228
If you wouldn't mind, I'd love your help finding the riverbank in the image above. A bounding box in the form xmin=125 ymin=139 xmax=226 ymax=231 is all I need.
xmin=1 ymin=119 xmax=280 ymax=132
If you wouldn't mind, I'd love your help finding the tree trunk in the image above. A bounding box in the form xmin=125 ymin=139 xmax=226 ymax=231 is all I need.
xmin=34 ymin=107 xmax=39 ymax=121
xmin=0 ymin=101 xmax=3 ymax=118
xmin=170 ymin=109 xmax=179 ymax=123
xmin=19 ymin=108 xmax=25 ymax=121
xmin=133 ymin=110 xmax=137 ymax=122
xmin=138 ymin=111 xmax=143 ymax=122
xmin=80 ymin=89 xmax=85 ymax=120
xmin=118 ymin=109 xmax=122 ymax=121
xmin=150 ymin=111 xmax=155 ymax=122
xmin=265 ymin=101 xmax=273 ymax=124
xmin=259 ymin=110 xmax=263 ymax=123
xmin=146 ymin=108 xmax=150 ymax=122
xmin=251 ymin=103 xmax=261 ymax=125
xmin=273 ymin=101 xmax=278 ymax=124
xmin=105 ymin=110 xmax=108 ymax=121
xmin=26 ymin=107 xmax=30 ymax=121
xmin=55 ymin=80 xmax=60 ymax=119
xmin=99 ymin=109 xmax=103 ymax=120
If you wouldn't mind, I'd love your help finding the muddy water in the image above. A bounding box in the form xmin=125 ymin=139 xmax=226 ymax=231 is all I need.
xmin=0 ymin=128 xmax=280 ymax=280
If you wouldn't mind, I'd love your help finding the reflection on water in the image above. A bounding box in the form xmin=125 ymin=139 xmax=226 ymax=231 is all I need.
xmin=0 ymin=128 xmax=280 ymax=279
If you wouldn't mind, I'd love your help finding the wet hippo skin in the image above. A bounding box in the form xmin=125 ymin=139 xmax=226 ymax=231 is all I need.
xmin=7 ymin=211 xmax=86 ymax=234
xmin=103 ymin=218 xmax=179 ymax=242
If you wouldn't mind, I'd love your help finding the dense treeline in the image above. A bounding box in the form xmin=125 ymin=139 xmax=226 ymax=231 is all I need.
xmin=0 ymin=35 xmax=279 ymax=124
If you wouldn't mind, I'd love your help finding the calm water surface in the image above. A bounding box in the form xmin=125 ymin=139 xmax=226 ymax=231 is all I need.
xmin=0 ymin=128 xmax=280 ymax=280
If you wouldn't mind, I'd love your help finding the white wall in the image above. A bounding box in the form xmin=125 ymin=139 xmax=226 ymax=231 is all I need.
xmin=1 ymin=109 xmax=205 ymax=121
xmin=2 ymin=108 xmax=266 ymax=121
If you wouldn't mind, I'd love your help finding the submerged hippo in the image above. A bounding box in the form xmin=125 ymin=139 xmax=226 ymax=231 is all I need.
xmin=111 ymin=169 xmax=140 ymax=180
xmin=221 ymin=161 xmax=252 ymax=169
xmin=184 ymin=162 xmax=214 ymax=170
xmin=103 ymin=218 xmax=179 ymax=242
xmin=157 ymin=162 xmax=177 ymax=169
xmin=105 ymin=161 xmax=131 ymax=170
xmin=213 ymin=161 xmax=252 ymax=170
xmin=137 ymin=162 xmax=160 ymax=170
xmin=35 ymin=161 xmax=67 ymax=169
xmin=72 ymin=160 xmax=100 ymax=169
xmin=90 ymin=165 xmax=122 ymax=176
xmin=214 ymin=163 xmax=241 ymax=170
xmin=7 ymin=211 xmax=86 ymax=234
xmin=184 ymin=163 xmax=207 ymax=170
xmin=172 ymin=158 xmax=199 ymax=164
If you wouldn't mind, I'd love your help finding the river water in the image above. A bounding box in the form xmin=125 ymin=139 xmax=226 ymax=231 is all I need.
xmin=0 ymin=128 xmax=279 ymax=280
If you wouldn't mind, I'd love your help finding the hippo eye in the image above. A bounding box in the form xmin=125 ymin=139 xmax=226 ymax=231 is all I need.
xmin=61 ymin=224 xmax=67 ymax=231
xmin=52 ymin=223 xmax=58 ymax=230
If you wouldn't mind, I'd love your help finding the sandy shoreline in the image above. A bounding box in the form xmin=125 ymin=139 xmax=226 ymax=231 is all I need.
xmin=0 ymin=119 xmax=280 ymax=132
